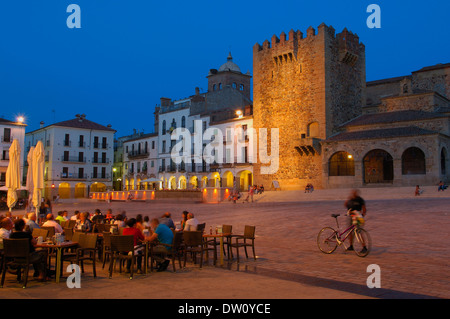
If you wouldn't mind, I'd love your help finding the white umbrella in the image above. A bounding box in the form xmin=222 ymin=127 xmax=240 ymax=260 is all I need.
xmin=6 ymin=139 xmax=21 ymax=212
xmin=32 ymin=141 xmax=45 ymax=215
xmin=26 ymin=146 xmax=35 ymax=211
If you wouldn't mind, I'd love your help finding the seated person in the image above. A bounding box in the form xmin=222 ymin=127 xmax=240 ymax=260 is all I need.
xmin=146 ymin=218 xmax=174 ymax=272
xmin=55 ymin=211 xmax=66 ymax=224
xmin=75 ymin=212 xmax=92 ymax=232
xmin=183 ymin=213 xmax=199 ymax=231
xmin=42 ymin=214 xmax=64 ymax=234
xmin=25 ymin=213 xmax=40 ymax=233
xmin=10 ymin=219 xmax=48 ymax=282
xmin=122 ymin=218 xmax=148 ymax=274
xmin=159 ymin=212 xmax=175 ymax=230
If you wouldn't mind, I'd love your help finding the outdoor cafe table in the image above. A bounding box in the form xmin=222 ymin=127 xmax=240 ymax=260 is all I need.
xmin=203 ymin=233 xmax=231 ymax=266
xmin=36 ymin=241 xmax=78 ymax=283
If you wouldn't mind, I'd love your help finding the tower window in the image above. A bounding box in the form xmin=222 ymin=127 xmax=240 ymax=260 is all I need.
xmin=232 ymin=82 xmax=237 ymax=89
xmin=239 ymin=84 xmax=244 ymax=91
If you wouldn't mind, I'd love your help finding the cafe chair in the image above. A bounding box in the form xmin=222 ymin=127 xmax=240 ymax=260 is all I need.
xmin=102 ymin=232 xmax=112 ymax=269
xmin=229 ymin=225 xmax=256 ymax=263
xmin=40 ymin=226 xmax=55 ymax=238
xmin=31 ymin=228 xmax=49 ymax=239
xmin=1 ymin=239 xmax=32 ymax=289
xmin=108 ymin=235 xmax=136 ymax=280
xmin=151 ymin=231 xmax=184 ymax=272
xmin=183 ymin=231 xmax=216 ymax=268
xmin=71 ymin=234 xmax=98 ymax=278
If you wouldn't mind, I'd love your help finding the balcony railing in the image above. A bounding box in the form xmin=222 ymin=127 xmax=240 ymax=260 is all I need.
xmin=92 ymin=158 xmax=110 ymax=164
xmin=62 ymin=156 xmax=86 ymax=163
xmin=63 ymin=140 xmax=71 ymax=147
xmin=127 ymin=150 xmax=149 ymax=159
xmin=1 ymin=136 xmax=13 ymax=143
xmin=61 ymin=172 xmax=87 ymax=180
xmin=78 ymin=142 xmax=86 ymax=148
xmin=93 ymin=143 xmax=108 ymax=149
xmin=91 ymin=174 xmax=110 ymax=180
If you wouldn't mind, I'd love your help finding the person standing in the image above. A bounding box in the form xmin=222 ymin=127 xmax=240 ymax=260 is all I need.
xmin=344 ymin=189 xmax=367 ymax=254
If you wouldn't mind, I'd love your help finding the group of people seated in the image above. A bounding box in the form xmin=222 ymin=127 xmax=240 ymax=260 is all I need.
xmin=0 ymin=208 xmax=204 ymax=278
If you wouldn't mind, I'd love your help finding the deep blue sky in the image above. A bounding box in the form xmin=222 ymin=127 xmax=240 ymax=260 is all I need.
xmin=1 ymin=0 xmax=449 ymax=137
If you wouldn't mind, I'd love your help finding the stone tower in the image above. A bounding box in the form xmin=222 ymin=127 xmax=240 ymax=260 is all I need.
xmin=252 ymin=23 xmax=366 ymax=190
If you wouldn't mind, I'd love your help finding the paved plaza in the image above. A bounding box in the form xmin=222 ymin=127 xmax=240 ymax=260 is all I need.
xmin=1 ymin=187 xmax=449 ymax=299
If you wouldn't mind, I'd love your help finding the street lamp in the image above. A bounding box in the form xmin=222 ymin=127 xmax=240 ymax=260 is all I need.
xmin=236 ymin=110 xmax=243 ymax=119
xmin=17 ymin=116 xmax=25 ymax=124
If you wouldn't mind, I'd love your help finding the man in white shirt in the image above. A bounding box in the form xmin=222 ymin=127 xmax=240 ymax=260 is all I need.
xmin=184 ymin=213 xmax=199 ymax=231
xmin=42 ymin=214 xmax=64 ymax=234
xmin=0 ymin=218 xmax=13 ymax=248
xmin=25 ymin=213 xmax=41 ymax=233
xmin=0 ymin=218 xmax=13 ymax=237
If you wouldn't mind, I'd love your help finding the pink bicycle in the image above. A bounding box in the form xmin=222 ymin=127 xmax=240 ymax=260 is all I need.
xmin=317 ymin=212 xmax=371 ymax=257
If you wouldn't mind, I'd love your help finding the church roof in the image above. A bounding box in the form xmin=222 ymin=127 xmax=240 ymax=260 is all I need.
xmin=218 ymin=52 xmax=242 ymax=73
xmin=326 ymin=126 xmax=437 ymax=142
xmin=343 ymin=110 xmax=446 ymax=127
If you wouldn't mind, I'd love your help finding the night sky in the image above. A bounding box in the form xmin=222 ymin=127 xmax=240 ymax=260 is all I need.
xmin=1 ymin=0 xmax=448 ymax=136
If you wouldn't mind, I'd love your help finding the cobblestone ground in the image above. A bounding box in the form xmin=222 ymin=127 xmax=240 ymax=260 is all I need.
xmin=42 ymin=192 xmax=450 ymax=299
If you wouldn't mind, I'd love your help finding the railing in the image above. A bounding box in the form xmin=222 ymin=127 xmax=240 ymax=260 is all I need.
xmin=61 ymin=173 xmax=87 ymax=179
xmin=127 ymin=150 xmax=149 ymax=158
xmin=91 ymin=174 xmax=110 ymax=180
xmin=92 ymin=158 xmax=110 ymax=164
xmin=63 ymin=140 xmax=71 ymax=147
xmin=62 ymin=156 xmax=86 ymax=163
xmin=78 ymin=142 xmax=86 ymax=148
xmin=1 ymin=136 xmax=13 ymax=143
xmin=94 ymin=143 xmax=108 ymax=149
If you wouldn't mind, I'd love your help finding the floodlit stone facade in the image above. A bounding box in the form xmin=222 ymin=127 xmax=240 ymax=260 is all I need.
xmin=253 ymin=23 xmax=449 ymax=190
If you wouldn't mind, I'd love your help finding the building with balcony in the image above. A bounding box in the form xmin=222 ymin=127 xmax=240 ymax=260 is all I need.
xmin=24 ymin=114 xmax=115 ymax=199
xmin=122 ymin=132 xmax=158 ymax=190
xmin=0 ymin=117 xmax=26 ymax=187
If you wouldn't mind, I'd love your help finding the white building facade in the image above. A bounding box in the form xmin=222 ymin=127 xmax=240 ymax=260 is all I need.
xmin=25 ymin=115 xmax=115 ymax=199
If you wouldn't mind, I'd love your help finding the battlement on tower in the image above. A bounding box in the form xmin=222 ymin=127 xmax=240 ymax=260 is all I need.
xmin=253 ymin=23 xmax=364 ymax=64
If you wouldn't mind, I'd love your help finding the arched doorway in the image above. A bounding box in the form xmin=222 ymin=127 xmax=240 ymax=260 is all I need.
xmin=74 ymin=183 xmax=86 ymax=198
xmin=58 ymin=182 xmax=71 ymax=199
xmin=402 ymin=147 xmax=426 ymax=175
xmin=189 ymin=176 xmax=198 ymax=189
xmin=168 ymin=176 xmax=177 ymax=190
xmin=237 ymin=170 xmax=253 ymax=191
xmin=363 ymin=149 xmax=394 ymax=184
xmin=91 ymin=182 xmax=106 ymax=192
xmin=210 ymin=172 xmax=221 ymax=187
xmin=222 ymin=171 xmax=234 ymax=187
xmin=178 ymin=176 xmax=187 ymax=189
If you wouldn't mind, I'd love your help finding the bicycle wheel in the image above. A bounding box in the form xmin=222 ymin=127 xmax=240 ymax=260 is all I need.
xmin=317 ymin=227 xmax=338 ymax=254
xmin=353 ymin=228 xmax=371 ymax=257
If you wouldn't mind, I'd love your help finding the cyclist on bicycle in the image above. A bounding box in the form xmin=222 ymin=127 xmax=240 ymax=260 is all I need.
xmin=344 ymin=189 xmax=367 ymax=253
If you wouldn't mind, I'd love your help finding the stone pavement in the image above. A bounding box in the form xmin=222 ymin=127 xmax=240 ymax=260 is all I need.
xmin=2 ymin=187 xmax=449 ymax=299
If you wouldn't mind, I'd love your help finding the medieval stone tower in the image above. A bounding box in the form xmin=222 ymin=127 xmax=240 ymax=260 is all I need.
xmin=252 ymin=23 xmax=366 ymax=190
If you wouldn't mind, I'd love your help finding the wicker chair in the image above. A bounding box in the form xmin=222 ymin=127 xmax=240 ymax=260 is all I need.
xmin=108 ymin=235 xmax=136 ymax=280
xmin=229 ymin=225 xmax=256 ymax=263
xmin=40 ymin=226 xmax=55 ymax=238
xmin=0 ymin=239 xmax=31 ymax=288
xmin=72 ymin=234 xmax=98 ymax=277
xmin=102 ymin=232 xmax=112 ymax=269
xmin=183 ymin=231 xmax=216 ymax=268
xmin=64 ymin=228 xmax=74 ymax=241
xmin=31 ymin=228 xmax=49 ymax=239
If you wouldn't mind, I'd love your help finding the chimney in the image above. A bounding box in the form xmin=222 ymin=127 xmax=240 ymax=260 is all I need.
xmin=195 ymin=87 xmax=200 ymax=95
xmin=40 ymin=121 xmax=45 ymax=128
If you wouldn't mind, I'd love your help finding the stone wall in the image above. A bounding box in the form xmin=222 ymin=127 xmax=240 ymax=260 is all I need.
xmin=322 ymin=134 xmax=450 ymax=187
xmin=252 ymin=24 xmax=365 ymax=190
